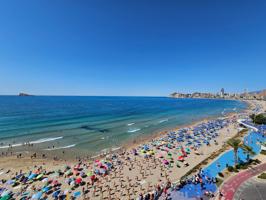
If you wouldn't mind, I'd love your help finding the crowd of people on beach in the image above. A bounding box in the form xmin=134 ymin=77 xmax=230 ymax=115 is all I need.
xmin=1 ymin=101 xmax=265 ymax=199
xmin=0 ymin=115 xmax=239 ymax=200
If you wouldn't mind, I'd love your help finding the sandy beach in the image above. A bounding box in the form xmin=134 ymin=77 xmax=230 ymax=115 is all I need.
xmin=0 ymin=100 xmax=265 ymax=199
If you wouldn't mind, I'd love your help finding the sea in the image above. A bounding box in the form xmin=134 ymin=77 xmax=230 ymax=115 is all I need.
xmin=0 ymin=96 xmax=246 ymax=155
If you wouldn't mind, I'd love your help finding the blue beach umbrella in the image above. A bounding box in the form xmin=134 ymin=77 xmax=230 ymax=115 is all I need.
xmin=52 ymin=190 xmax=60 ymax=198
xmin=42 ymin=186 xmax=51 ymax=193
xmin=31 ymin=191 xmax=42 ymax=199
xmin=28 ymin=173 xmax=37 ymax=180
xmin=21 ymin=191 xmax=30 ymax=197
xmin=73 ymin=191 xmax=81 ymax=198
xmin=6 ymin=180 xmax=14 ymax=185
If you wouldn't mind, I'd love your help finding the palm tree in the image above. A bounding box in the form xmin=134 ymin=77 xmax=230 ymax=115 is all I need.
xmin=227 ymin=138 xmax=254 ymax=167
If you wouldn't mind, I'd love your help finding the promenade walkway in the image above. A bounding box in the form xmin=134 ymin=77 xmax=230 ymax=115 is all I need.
xmin=219 ymin=162 xmax=266 ymax=200
xmin=237 ymin=119 xmax=258 ymax=132
xmin=168 ymin=131 xmax=265 ymax=199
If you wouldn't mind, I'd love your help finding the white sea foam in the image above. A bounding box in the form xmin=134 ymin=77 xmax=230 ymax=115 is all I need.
xmin=91 ymin=154 xmax=101 ymax=159
xmin=0 ymin=137 xmax=63 ymax=149
xmin=127 ymin=123 xmax=135 ymax=126
xmin=0 ymin=143 xmax=23 ymax=149
xmin=159 ymin=119 xmax=168 ymax=123
xmin=29 ymin=136 xmax=63 ymax=144
xmin=111 ymin=147 xmax=121 ymax=151
xmin=128 ymin=128 xmax=141 ymax=133
xmin=43 ymin=144 xmax=76 ymax=151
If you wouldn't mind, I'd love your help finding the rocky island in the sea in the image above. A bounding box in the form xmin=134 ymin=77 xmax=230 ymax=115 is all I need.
xmin=18 ymin=92 xmax=33 ymax=96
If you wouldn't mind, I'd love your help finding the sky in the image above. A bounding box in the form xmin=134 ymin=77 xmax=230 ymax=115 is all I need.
xmin=0 ymin=0 xmax=265 ymax=96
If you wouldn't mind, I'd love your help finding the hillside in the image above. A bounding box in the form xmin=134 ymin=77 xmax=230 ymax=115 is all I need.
xmin=249 ymin=89 xmax=266 ymax=97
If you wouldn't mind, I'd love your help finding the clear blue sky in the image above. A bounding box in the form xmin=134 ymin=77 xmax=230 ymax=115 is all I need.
xmin=0 ymin=0 xmax=265 ymax=96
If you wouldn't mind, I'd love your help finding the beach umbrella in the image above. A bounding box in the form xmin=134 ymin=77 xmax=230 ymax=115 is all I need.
xmin=6 ymin=180 xmax=14 ymax=185
xmin=0 ymin=195 xmax=11 ymax=200
xmin=21 ymin=191 xmax=30 ymax=198
xmin=140 ymin=149 xmax=146 ymax=154
xmin=0 ymin=191 xmax=10 ymax=197
xmin=75 ymin=177 xmax=82 ymax=184
xmin=178 ymin=156 xmax=184 ymax=161
xmin=143 ymin=146 xmax=149 ymax=151
xmin=41 ymin=178 xmax=48 ymax=183
xmin=163 ymin=159 xmax=169 ymax=165
xmin=42 ymin=186 xmax=51 ymax=193
xmin=99 ymin=168 xmax=106 ymax=174
xmin=52 ymin=180 xmax=58 ymax=186
xmin=163 ymin=147 xmax=170 ymax=152
xmin=73 ymin=191 xmax=81 ymax=198
xmin=105 ymin=162 xmax=112 ymax=168
xmin=28 ymin=173 xmax=37 ymax=180
xmin=65 ymin=169 xmax=72 ymax=176
xmin=73 ymin=170 xmax=79 ymax=176
xmin=80 ymin=171 xmax=86 ymax=177
xmin=157 ymin=153 xmax=163 ymax=158
xmin=52 ymin=190 xmax=60 ymax=198
xmin=64 ymin=165 xmax=71 ymax=170
xmin=74 ymin=165 xmax=80 ymax=170
xmin=36 ymin=174 xmax=43 ymax=180
xmin=87 ymin=171 xmax=93 ymax=177
xmin=70 ymin=180 xmax=75 ymax=186
xmin=15 ymin=174 xmax=23 ymax=180
xmin=64 ymin=190 xmax=69 ymax=195
xmin=167 ymin=154 xmax=172 ymax=159
xmin=31 ymin=191 xmax=42 ymax=199
xmin=90 ymin=175 xmax=96 ymax=181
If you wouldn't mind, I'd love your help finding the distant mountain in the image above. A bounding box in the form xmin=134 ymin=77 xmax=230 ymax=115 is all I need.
xmin=248 ymin=89 xmax=266 ymax=97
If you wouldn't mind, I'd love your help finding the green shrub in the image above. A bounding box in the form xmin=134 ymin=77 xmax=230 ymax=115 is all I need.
xmin=254 ymin=159 xmax=261 ymax=164
xmin=216 ymin=177 xmax=223 ymax=187
xmin=258 ymin=173 xmax=266 ymax=179
xmin=240 ymin=164 xmax=248 ymax=170
xmin=227 ymin=166 xmax=234 ymax=172
xmin=252 ymin=114 xmax=266 ymax=125
xmin=236 ymin=164 xmax=241 ymax=170
xmin=260 ymin=150 xmax=266 ymax=155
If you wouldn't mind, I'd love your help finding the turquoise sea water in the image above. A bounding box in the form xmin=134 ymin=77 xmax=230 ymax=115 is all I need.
xmin=0 ymin=96 xmax=246 ymax=154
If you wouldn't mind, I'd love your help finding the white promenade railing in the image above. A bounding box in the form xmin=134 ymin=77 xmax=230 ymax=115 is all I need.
xmin=237 ymin=119 xmax=259 ymax=132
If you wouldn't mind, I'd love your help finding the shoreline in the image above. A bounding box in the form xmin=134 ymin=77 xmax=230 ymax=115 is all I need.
xmin=0 ymin=99 xmax=254 ymax=164
xmin=0 ymin=100 xmax=264 ymax=199
xmin=0 ymin=100 xmax=248 ymax=161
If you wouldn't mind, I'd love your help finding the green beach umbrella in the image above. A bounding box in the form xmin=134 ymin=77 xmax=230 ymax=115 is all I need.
xmin=36 ymin=173 xmax=43 ymax=180
xmin=0 ymin=195 xmax=11 ymax=200
xmin=87 ymin=171 xmax=93 ymax=177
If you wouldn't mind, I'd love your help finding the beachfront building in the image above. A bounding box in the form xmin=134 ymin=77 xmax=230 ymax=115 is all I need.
xmin=170 ymin=88 xmax=266 ymax=101
xmin=220 ymin=88 xmax=225 ymax=97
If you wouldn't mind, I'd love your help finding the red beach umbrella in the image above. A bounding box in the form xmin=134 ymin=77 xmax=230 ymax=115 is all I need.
xmin=76 ymin=177 xmax=82 ymax=184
